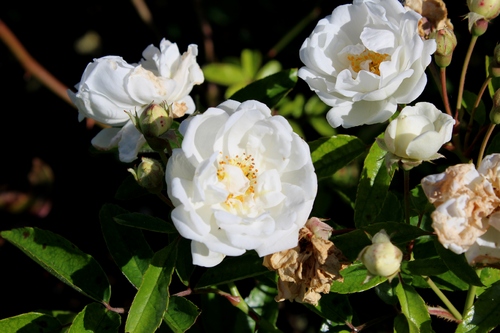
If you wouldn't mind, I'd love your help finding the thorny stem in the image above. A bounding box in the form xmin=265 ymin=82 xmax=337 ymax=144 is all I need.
xmin=464 ymin=76 xmax=492 ymax=152
xmin=424 ymin=276 xmax=463 ymax=321
xmin=477 ymin=123 xmax=496 ymax=166
xmin=227 ymin=282 xmax=281 ymax=333
xmin=456 ymin=35 xmax=479 ymax=124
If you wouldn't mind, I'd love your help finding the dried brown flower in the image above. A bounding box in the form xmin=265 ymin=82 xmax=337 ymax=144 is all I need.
xmin=263 ymin=218 xmax=347 ymax=306
xmin=405 ymin=0 xmax=454 ymax=38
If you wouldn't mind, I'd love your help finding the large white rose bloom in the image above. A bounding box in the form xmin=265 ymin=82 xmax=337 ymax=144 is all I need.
xmin=298 ymin=0 xmax=436 ymax=128
xmin=165 ymin=100 xmax=318 ymax=267
xmin=68 ymin=39 xmax=204 ymax=162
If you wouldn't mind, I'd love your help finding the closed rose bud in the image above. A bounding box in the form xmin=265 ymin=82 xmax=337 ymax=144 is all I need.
xmin=431 ymin=27 xmax=457 ymax=68
xmin=491 ymin=44 xmax=500 ymax=77
xmin=139 ymin=102 xmax=173 ymax=138
xmin=128 ymin=157 xmax=165 ymax=194
xmin=358 ymin=229 xmax=403 ymax=282
xmin=467 ymin=0 xmax=500 ymax=20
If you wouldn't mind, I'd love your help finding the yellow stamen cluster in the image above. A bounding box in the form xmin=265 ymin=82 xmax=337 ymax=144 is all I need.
xmin=217 ymin=152 xmax=258 ymax=205
xmin=347 ymin=49 xmax=390 ymax=75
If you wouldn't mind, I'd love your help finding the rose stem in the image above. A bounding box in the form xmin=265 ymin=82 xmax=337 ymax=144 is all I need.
xmin=424 ymin=276 xmax=463 ymax=321
xmin=227 ymin=282 xmax=281 ymax=332
xmin=462 ymin=269 xmax=480 ymax=318
xmin=477 ymin=123 xmax=495 ymax=166
xmin=455 ymin=35 xmax=479 ymax=126
xmin=440 ymin=67 xmax=453 ymax=117
xmin=464 ymin=76 xmax=492 ymax=152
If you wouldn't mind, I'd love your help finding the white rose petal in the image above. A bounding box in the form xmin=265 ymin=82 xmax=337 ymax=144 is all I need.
xmin=298 ymin=0 xmax=436 ymax=128
xmin=68 ymin=39 xmax=204 ymax=162
xmin=166 ymin=100 xmax=318 ymax=267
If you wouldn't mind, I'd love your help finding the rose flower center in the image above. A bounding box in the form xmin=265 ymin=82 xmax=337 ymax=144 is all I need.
xmin=217 ymin=152 xmax=259 ymax=212
xmin=347 ymin=49 xmax=390 ymax=76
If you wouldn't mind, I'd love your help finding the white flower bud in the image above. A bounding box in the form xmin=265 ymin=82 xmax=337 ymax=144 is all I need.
xmin=358 ymin=229 xmax=403 ymax=282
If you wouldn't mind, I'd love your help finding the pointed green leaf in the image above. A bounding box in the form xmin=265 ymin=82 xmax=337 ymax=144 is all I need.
xmin=354 ymin=140 xmax=395 ymax=227
xmin=402 ymin=257 xmax=448 ymax=277
xmin=195 ymin=251 xmax=271 ymax=289
xmin=1 ymin=227 xmax=110 ymax=303
xmin=0 ymin=313 xmax=61 ymax=332
xmin=114 ymin=212 xmax=177 ymax=234
xmin=462 ymin=90 xmax=486 ymax=126
xmin=202 ymin=63 xmax=246 ymax=86
xmin=255 ymin=60 xmax=282 ymax=80
xmin=67 ymin=303 xmax=121 ymax=333
xmin=485 ymin=132 xmax=500 ymax=156
xmin=395 ymin=282 xmax=433 ymax=333
xmin=309 ymin=135 xmax=366 ymax=180
xmin=125 ymin=241 xmax=178 ymax=333
xmin=457 ymin=280 xmax=500 ymax=333
xmin=330 ymin=263 xmax=387 ymax=293
xmin=434 ymin=239 xmax=483 ymax=287
xmin=229 ymin=69 xmax=298 ymax=108
xmin=163 ymin=296 xmax=201 ymax=333
xmin=100 ymin=203 xmax=154 ymax=289
xmin=309 ymin=116 xmax=336 ymax=137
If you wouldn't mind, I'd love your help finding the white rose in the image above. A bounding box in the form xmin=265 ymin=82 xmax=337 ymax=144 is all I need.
xmin=377 ymin=102 xmax=454 ymax=169
xmin=165 ymin=100 xmax=318 ymax=267
xmin=298 ymin=0 xmax=436 ymax=128
xmin=68 ymin=39 xmax=204 ymax=162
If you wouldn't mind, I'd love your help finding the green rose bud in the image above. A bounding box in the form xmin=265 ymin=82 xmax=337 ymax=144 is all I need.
xmin=139 ymin=102 xmax=173 ymax=138
xmin=467 ymin=0 xmax=500 ymax=20
xmin=358 ymin=229 xmax=403 ymax=282
xmin=128 ymin=157 xmax=165 ymax=194
xmin=431 ymin=27 xmax=457 ymax=68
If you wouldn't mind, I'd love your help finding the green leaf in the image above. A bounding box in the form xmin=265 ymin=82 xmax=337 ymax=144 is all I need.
xmin=394 ymin=313 xmax=410 ymax=333
xmin=354 ymin=139 xmax=395 ymax=227
xmin=309 ymin=135 xmax=366 ymax=180
xmin=163 ymin=296 xmax=201 ymax=333
xmin=100 ymin=203 xmax=154 ymax=289
xmin=308 ymin=116 xmax=337 ymax=138
xmin=456 ymin=281 xmax=500 ymax=333
xmin=330 ymin=263 xmax=387 ymax=293
xmin=331 ymin=222 xmax=428 ymax=262
xmin=462 ymin=90 xmax=486 ymax=126
xmin=0 ymin=313 xmax=61 ymax=333
xmin=477 ymin=267 xmax=500 ymax=296
xmin=114 ymin=174 xmax=149 ymax=200
xmin=1 ymin=227 xmax=110 ymax=303
xmin=395 ymin=282 xmax=433 ymax=333
xmin=486 ymin=56 xmax=500 ymax=98
xmin=434 ymin=239 xmax=483 ymax=287
xmin=114 ymin=212 xmax=177 ymax=234
xmin=485 ymin=132 xmax=500 ymax=155
xmin=202 ymin=63 xmax=247 ymax=86
xmin=173 ymin=236 xmax=194 ymax=287
xmin=402 ymin=257 xmax=449 ymax=277
xmin=125 ymin=241 xmax=178 ymax=333
xmin=241 ymin=49 xmax=261 ymax=79
xmin=195 ymin=251 xmax=271 ymax=289
xmin=305 ymin=292 xmax=352 ymax=326
xmin=304 ymin=95 xmax=329 ymax=116
xmin=255 ymin=60 xmax=282 ymax=80
xmin=67 ymin=303 xmax=121 ymax=333
xmin=229 ymin=69 xmax=298 ymax=109
xmin=245 ymin=281 xmax=280 ymax=331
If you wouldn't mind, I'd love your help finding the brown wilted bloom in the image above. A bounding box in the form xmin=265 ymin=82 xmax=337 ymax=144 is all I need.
xmin=262 ymin=217 xmax=348 ymax=306
xmin=421 ymin=163 xmax=500 ymax=254
xmin=405 ymin=0 xmax=454 ymax=38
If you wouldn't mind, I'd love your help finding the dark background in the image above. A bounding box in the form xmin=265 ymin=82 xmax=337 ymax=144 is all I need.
xmin=0 ymin=1 xmax=498 ymax=332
